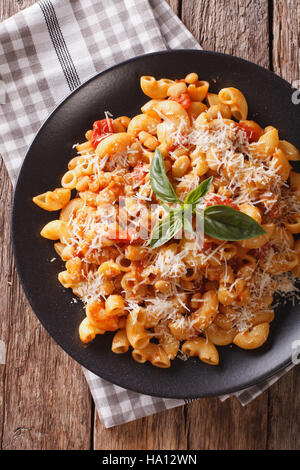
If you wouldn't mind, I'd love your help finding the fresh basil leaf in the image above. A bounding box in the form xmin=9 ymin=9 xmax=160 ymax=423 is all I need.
xmin=150 ymin=149 xmax=181 ymax=204
xmin=150 ymin=209 xmax=183 ymax=249
xmin=184 ymin=176 xmax=213 ymax=209
xmin=182 ymin=204 xmax=194 ymax=233
xmin=161 ymin=202 xmax=173 ymax=213
xmin=203 ymin=205 xmax=266 ymax=241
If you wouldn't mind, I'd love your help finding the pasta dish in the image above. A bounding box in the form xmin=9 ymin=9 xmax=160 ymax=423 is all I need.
xmin=33 ymin=73 xmax=300 ymax=368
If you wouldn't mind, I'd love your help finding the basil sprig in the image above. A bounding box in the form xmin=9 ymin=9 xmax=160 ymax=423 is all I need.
xmin=149 ymin=148 xmax=265 ymax=248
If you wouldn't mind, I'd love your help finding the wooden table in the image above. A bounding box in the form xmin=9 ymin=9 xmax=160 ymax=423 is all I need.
xmin=0 ymin=0 xmax=299 ymax=450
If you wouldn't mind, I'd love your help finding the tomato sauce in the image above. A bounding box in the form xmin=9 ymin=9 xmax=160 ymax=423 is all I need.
xmin=106 ymin=227 xmax=140 ymax=243
xmin=169 ymin=92 xmax=191 ymax=110
xmin=205 ymin=194 xmax=239 ymax=210
xmin=133 ymin=163 xmax=148 ymax=186
xmin=91 ymin=118 xmax=114 ymax=149
xmin=236 ymin=122 xmax=260 ymax=143
xmin=251 ymin=242 xmax=272 ymax=260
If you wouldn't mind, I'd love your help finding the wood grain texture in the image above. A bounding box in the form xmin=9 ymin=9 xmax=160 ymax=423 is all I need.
xmin=273 ymin=0 xmax=300 ymax=82
xmin=0 ymin=0 xmax=92 ymax=450
xmin=268 ymin=2 xmax=300 ymax=450
xmin=94 ymin=407 xmax=188 ymax=450
xmin=186 ymin=394 xmax=268 ymax=450
xmin=182 ymin=0 xmax=270 ymax=67
xmin=180 ymin=0 xmax=270 ymax=450
xmin=93 ymin=0 xmax=185 ymax=451
xmin=165 ymin=0 xmax=180 ymax=13
xmin=0 ymin=0 xmax=299 ymax=450
xmin=0 ymin=0 xmax=36 ymax=20
xmin=267 ymin=368 xmax=300 ymax=450
xmin=0 ymin=157 xmax=14 ymax=448
xmin=0 ymin=164 xmax=92 ymax=450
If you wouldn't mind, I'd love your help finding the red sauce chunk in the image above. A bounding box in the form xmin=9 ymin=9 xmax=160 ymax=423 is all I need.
xmin=169 ymin=92 xmax=191 ymax=110
xmin=168 ymin=142 xmax=180 ymax=152
xmin=251 ymin=242 xmax=272 ymax=260
xmin=205 ymin=194 xmax=239 ymax=210
xmin=134 ymin=260 xmax=146 ymax=273
xmin=132 ymin=163 xmax=148 ymax=186
xmin=199 ymin=239 xmax=213 ymax=253
xmin=236 ymin=122 xmax=261 ymax=143
xmin=91 ymin=118 xmax=114 ymax=149
xmin=106 ymin=227 xmax=140 ymax=244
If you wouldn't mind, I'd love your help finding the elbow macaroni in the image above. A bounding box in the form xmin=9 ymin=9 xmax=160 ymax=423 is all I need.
xmin=33 ymin=72 xmax=300 ymax=369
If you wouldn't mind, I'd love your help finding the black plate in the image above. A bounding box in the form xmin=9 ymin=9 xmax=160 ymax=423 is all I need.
xmin=12 ymin=50 xmax=300 ymax=399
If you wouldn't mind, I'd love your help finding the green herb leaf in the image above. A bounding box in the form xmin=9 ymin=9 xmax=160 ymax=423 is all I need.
xmin=150 ymin=149 xmax=181 ymax=204
xmin=150 ymin=209 xmax=183 ymax=249
xmin=182 ymin=204 xmax=194 ymax=233
xmin=184 ymin=176 xmax=213 ymax=209
xmin=161 ymin=202 xmax=173 ymax=213
xmin=203 ymin=205 xmax=266 ymax=241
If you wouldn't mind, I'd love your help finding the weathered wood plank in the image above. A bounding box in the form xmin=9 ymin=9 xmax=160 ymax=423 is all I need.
xmin=94 ymin=407 xmax=188 ymax=450
xmin=267 ymin=368 xmax=300 ymax=450
xmin=165 ymin=0 xmax=180 ymax=13
xmin=268 ymin=1 xmax=300 ymax=450
xmin=93 ymin=0 xmax=185 ymax=451
xmin=1 ymin=283 xmax=92 ymax=449
xmin=0 ymin=164 xmax=92 ymax=450
xmin=181 ymin=0 xmax=270 ymax=450
xmin=0 ymin=0 xmax=37 ymax=20
xmin=182 ymin=0 xmax=270 ymax=68
xmin=0 ymin=158 xmax=14 ymax=448
xmin=187 ymin=394 xmax=268 ymax=450
xmin=273 ymin=0 xmax=300 ymax=82
xmin=0 ymin=0 xmax=92 ymax=450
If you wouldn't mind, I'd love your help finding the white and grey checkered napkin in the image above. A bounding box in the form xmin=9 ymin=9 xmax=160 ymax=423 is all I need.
xmin=0 ymin=0 xmax=294 ymax=428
